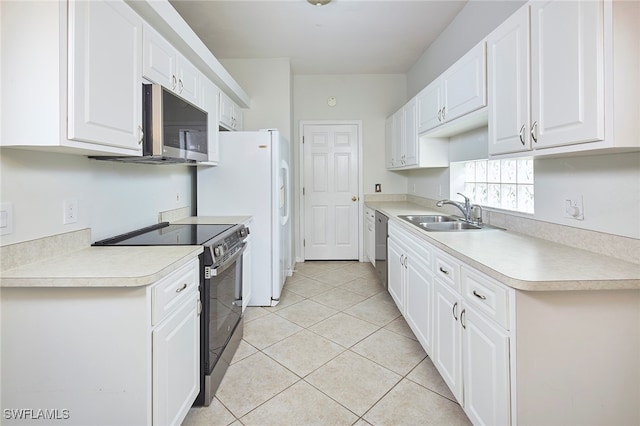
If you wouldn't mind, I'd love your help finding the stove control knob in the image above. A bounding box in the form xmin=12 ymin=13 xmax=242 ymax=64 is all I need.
xmin=237 ymin=228 xmax=247 ymax=238
xmin=214 ymin=245 xmax=225 ymax=258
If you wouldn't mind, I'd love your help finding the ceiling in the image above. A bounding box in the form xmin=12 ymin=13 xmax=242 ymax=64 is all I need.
xmin=169 ymin=0 xmax=467 ymax=75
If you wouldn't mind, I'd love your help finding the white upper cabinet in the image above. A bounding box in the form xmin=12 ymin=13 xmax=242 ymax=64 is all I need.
xmin=68 ymin=1 xmax=143 ymax=150
xmin=442 ymin=42 xmax=487 ymax=124
xmin=530 ymin=0 xmax=604 ymax=149
xmin=487 ymin=6 xmax=531 ymax=155
xmin=417 ymin=81 xmax=443 ymax=134
xmin=1 ymin=0 xmax=143 ymax=155
xmin=417 ymin=42 xmax=487 ymax=135
xmin=386 ymin=96 xmax=448 ymax=170
xmin=489 ymin=0 xmax=640 ymax=157
xmin=142 ymin=24 xmax=200 ymax=105
xmin=219 ymin=91 xmax=244 ymax=131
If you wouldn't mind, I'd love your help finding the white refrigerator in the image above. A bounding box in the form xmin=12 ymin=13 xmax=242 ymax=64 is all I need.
xmin=197 ymin=130 xmax=292 ymax=306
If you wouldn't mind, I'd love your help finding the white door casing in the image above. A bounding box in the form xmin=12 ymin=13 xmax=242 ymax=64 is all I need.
xmin=301 ymin=123 xmax=361 ymax=260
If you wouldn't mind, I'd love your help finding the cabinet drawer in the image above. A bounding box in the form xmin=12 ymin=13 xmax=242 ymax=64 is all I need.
xmin=462 ymin=267 xmax=510 ymax=329
xmin=434 ymin=250 xmax=460 ymax=292
xmin=152 ymin=258 xmax=199 ymax=325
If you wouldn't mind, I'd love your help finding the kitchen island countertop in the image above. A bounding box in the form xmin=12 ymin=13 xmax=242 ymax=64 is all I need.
xmin=368 ymin=201 xmax=640 ymax=291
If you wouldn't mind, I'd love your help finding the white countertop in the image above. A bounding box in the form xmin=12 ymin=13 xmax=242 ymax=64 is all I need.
xmin=173 ymin=216 xmax=252 ymax=225
xmin=368 ymin=201 xmax=640 ymax=291
xmin=0 ymin=216 xmax=252 ymax=288
xmin=0 ymin=246 xmax=203 ymax=288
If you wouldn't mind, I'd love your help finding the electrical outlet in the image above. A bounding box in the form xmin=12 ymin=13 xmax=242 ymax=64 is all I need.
xmin=0 ymin=202 xmax=14 ymax=235
xmin=63 ymin=199 xmax=78 ymax=224
xmin=176 ymin=192 xmax=181 ymax=204
xmin=375 ymin=184 xmax=381 ymax=193
xmin=563 ymin=195 xmax=584 ymax=220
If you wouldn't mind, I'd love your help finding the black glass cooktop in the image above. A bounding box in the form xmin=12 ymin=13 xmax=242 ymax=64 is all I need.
xmin=93 ymin=223 xmax=235 ymax=246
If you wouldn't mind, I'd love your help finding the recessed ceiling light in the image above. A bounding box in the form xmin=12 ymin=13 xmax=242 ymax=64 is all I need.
xmin=307 ymin=0 xmax=331 ymax=6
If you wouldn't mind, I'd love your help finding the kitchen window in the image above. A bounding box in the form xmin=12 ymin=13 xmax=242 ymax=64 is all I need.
xmin=461 ymin=159 xmax=534 ymax=213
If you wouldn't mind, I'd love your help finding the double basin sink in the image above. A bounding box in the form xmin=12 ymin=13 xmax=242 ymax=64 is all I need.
xmin=398 ymin=214 xmax=499 ymax=232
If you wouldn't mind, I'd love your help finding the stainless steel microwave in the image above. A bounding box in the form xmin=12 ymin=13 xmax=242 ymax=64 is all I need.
xmin=142 ymin=83 xmax=208 ymax=163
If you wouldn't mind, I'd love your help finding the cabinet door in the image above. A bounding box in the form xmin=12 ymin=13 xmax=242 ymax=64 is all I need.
xmin=219 ymin=92 xmax=235 ymax=130
xmin=488 ymin=6 xmax=531 ymax=155
xmin=387 ymin=237 xmax=405 ymax=312
xmin=442 ymin=42 xmax=487 ymax=123
xmin=385 ymin=116 xmax=395 ymax=168
xmin=405 ymin=248 xmax=434 ymax=355
xmin=68 ymin=0 xmax=142 ymax=151
xmin=153 ymin=293 xmax=200 ymax=426
xmin=530 ymin=0 xmax=604 ymax=149
xmin=142 ymin=24 xmax=176 ymax=90
xmin=432 ymin=280 xmax=463 ymax=403
xmin=417 ymin=80 xmax=442 ymax=133
xmin=176 ymin=54 xmax=200 ymax=105
xmin=200 ymin=77 xmax=220 ymax=164
xmin=392 ymin=109 xmax=403 ymax=167
xmin=403 ymin=99 xmax=418 ymax=167
xmin=463 ymin=307 xmax=510 ymax=426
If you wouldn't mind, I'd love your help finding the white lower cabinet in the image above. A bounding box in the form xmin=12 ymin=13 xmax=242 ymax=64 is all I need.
xmin=364 ymin=207 xmax=376 ymax=266
xmin=389 ymin=219 xmax=512 ymax=425
xmin=0 ymin=258 xmax=201 ymax=426
xmin=388 ymin=222 xmax=434 ymax=356
xmin=152 ymin=292 xmax=200 ymax=426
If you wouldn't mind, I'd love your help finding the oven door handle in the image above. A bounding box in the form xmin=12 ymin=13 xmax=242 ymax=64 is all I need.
xmin=209 ymin=243 xmax=246 ymax=277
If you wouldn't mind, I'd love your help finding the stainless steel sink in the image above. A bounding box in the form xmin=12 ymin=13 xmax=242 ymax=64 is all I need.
xmin=399 ymin=215 xmax=458 ymax=224
xmin=416 ymin=221 xmax=483 ymax=231
xmin=398 ymin=214 xmax=498 ymax=232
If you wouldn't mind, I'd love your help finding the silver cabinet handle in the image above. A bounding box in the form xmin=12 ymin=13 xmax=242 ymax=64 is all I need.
xmin=442 ymin=106 xmax=446 ymax=120
xmin=171 ymin=75 xmax=177 ymax=91
xmin=197 ymin=300 xmax=202 ymax=316
xmin=519 ymin=124 xmax=525 ymax=145
xmin=138 ymin=125 xmax=144 ymax=145
xmin=175 ymin=283 xmax=188 ymax=293
xmin=400 ymin=254 xmax=405 ymax=265
xmin=461 ymin=309 xmax=466 ymax=329
xmin=439 ymin=266 xmax=449 ymax=275
xmin=473 ymin=290 xmax=487 ymax=300
xmin=437 ymin=108 xmax=442 ymax=122
xmin=404 ymin=255 xmax=408 ymax=269
xmin=452 ymin=302 xmax=458 ymax=321
xmin=178 ymin=79 xmax=184 ymax=94
xmin=531 ymin=121 xmax=538 ymax=143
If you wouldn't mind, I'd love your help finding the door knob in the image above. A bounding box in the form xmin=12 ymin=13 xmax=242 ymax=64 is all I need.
xmin=352 ymin=196 xmax=357 ymax=202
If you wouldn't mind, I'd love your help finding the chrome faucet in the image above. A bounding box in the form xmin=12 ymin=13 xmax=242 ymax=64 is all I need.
xmin=436 ymin=192 xmax=474 ymax=222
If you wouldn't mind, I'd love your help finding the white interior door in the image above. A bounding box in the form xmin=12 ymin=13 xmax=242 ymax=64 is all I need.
xmin=303 ymin=124 xmax=359 ymax=260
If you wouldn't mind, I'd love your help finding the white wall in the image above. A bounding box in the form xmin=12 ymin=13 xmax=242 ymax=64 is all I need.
xmin=221 ymin=58 xmax=293 ymax=142
xmin=0 ymin=149 xmax=193 ymax=245
xmin=406 ymin=0 xmax=525 ymax=98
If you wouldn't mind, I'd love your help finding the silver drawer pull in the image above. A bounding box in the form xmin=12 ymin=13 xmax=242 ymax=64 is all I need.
xmin=175 ymin=283 xmax=188 ymax=293
xmin=439 ymin=267 xmax=449 ymax=275
xmin=473 ymin=290 xmax=487 ymax=300
xmin=452 ymin=302 xmax=458 ymax=321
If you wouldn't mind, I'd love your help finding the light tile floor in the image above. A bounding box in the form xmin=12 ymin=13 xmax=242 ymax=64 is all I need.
xmin=184 ymin=261 xmax=471 ymax=426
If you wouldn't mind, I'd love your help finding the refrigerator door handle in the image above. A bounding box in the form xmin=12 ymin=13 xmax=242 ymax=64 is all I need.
xmin=280 ymin=159 xmax=290 ymax=226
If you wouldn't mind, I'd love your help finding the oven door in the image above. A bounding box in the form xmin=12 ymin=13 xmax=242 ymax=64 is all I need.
xmin=202 ymin=244 xmax=245 ymax=376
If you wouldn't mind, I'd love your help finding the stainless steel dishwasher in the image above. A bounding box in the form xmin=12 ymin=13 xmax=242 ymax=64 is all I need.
xmin=374 ymin=211 xmax=388 ymax=289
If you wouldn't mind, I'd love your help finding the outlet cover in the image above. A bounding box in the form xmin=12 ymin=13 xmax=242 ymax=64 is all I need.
xmin=563 ymin=195 xmax=584 ymax=220
xmin=0 ymin=202 xmax=14 ymax=236
xmin=64 ymin=199 xmax=78 ymax=224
